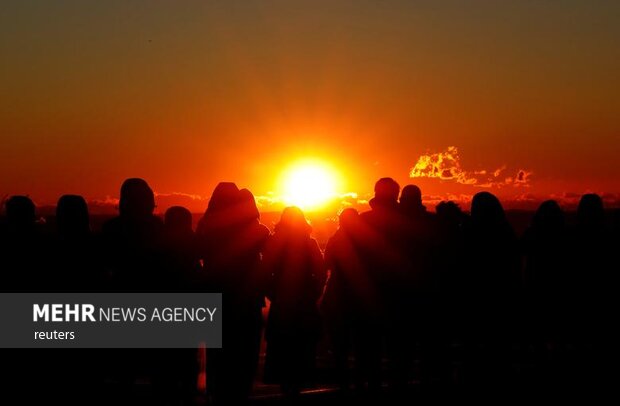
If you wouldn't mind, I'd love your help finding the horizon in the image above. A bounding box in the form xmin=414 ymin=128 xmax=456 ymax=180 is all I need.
xmin=6 ymin=188 xmax=618 ymax=218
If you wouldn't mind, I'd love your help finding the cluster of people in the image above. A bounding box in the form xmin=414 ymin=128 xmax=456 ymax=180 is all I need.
xmin=1 ymin=177 xmax=618 ymax=403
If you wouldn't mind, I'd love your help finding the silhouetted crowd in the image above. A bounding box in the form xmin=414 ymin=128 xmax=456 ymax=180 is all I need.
xmin=1 ymin=177 xmax=618 ymax=404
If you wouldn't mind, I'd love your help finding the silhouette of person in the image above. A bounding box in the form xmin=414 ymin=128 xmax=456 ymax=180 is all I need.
xmin=263 ymin=207 xmax=326 ymax=397
xmin=434 ymin=201 xmax=469 ymax=386
xmin=165 ymin=205 xmax=193 ymax=231
xmin=522 ymin=200 xmax=566 ymax=288
xmin=162 ymin=205 xmax=201 ymax=290
xmin=613 ymin=208 xmax=620 ymax=235
xmin=398 ymin=185 xmax=442 ymax=388
xmin=197 ymin=183 xmax=270 ymax=405
xmin=464 ymin=192 xmax=520 ymax=293
xmin=461 ymin=191 xmax=520 ymax=389
xmin=399 ymin=185 xmax=425 ymax=216
xmin=0 ymin=195 xmax=46 ymax=290
xmin=577 ymin=194 xmax=605 ymax=228
xmin=56 ymin=194 xmax=90 ymax=238
xmin=51 ymin=194 xmax=98 ymax=290
xmin=358 ymin=178 xmax=410 ymax=392
xmin=571 ymin=193 xmax=610 ymax=314
xmin=520 ymin=200 xmax=568 ymax=389
xmin=567 ymin=194 xmax=613 ymax=393
xmin=44 ymin=194 xmax=102 ymax=401
xmin=435 ymin=201 xmax=469 ymax=298
xmin=435 ymin=201 xmax=469 ymax=294
xmin=99 ymin=178 xmax=165 ymax=398
xmin=322 ymin=208 xmax=376 ymax=392
xmin=155 ymin=205 xmax=203 ymax=403
xmin=522 ymin=201 xmax=567 ymax=327
xmin=1 ymin=195 xmax=37 ymax=243
xmin=0 ymin=196 xmax=49 ymax=399
xmin=3 ymin=195 xmax=36 ymax=228
xmin=101 ymin=178 xmax=165 ymax=291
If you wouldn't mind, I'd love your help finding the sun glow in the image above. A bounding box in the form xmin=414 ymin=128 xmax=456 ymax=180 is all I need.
xmin=280 ymin=160 xmax=340 ymax=211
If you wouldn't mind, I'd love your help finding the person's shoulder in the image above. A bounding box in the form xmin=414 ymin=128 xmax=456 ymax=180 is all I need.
xmin=326 ymin=229 xmax=340 ymax=245
xmin=360 ymin=208 xmax=373 ymax=216
xmin=263 ymin=231 xmax=277 ymax=245
xmin=423 ymin=211 xmax=437 ymax=221
xmin=101 ymin=216 xmax=122 ymax=233
xmin=144 ymin=215 xmax=164 ymax=234
xmin=359 ymin=210 xmax=374 ymax=221
xmin=151 ymin=215 xmax=164 ymax=227
xmin=261 ymin=232 xmax=280 ymax=254
xmin=255 ymin=222 xmax=271 ymax=238
xmin=325 ymin=231 xmax=345 ymax=256
xmin=422 ymin=211 xmax=440 ymax=228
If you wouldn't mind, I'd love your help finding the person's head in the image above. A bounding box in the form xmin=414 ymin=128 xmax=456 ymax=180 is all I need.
xmin=56 ymin=195 xmax=90 ymax=236
xmin=238 ymin=188 xmax=260 ymax=222
xmin=5 ymin=195 xmax=36 ymax=227
xmin=338 ymin=207 xmax=359 ymax=231
xmin=471 ymin=192 xmax=505 ymax=226
xmin=577 ymin=193 xmax=605 ymax=227
xmin=400 ymin=184 xmax=425 ymax=212
xmin=164 ymin=206 xmax=193 ymax=234
xmin=197 ymin=182 xmax=241 ymax=233
xmin=119 ymin=178 xmax=155 ymax=220
xmin=275 ymin=206 xmax=311 ymax=235
xmin=436 ymin=201 xmax=463 ymax=223
xmin=533 ymin=200 xmax=564 ymax=230
xmin=206 ymin=182 xmax=239 ymax=214
xmin=373 ymin=177 xmax=400 ymax=203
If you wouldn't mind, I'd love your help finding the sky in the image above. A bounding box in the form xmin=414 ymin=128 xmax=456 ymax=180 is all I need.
xmin=1 ymin=1 xmax=619 ymax=213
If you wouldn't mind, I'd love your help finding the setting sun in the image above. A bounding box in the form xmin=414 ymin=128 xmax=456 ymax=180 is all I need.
xmin=280 ymin=160 xmax=340 ymax=211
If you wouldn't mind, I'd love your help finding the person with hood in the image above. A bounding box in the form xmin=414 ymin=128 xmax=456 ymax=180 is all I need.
xmin=263 ymin=206 xmax=326 ymax=397
xmin=197 ymin=183 xmax=270 ymax=404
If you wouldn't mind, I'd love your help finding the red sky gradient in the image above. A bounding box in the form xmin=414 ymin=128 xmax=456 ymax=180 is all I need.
xmin=1 ymin=1 xmax=619 ymax=214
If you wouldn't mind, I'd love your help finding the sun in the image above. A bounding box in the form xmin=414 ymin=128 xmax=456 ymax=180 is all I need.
xmin=280 ymin=160 xmax=340 ymax=211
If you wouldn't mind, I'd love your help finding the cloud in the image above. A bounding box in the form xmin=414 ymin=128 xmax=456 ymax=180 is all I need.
xmin=503 ymin=169 xmax=533 ymax=187
xmin=514 ymin=192 xmax=538 ymax=202
xmin=90 ymin=196 xmax=119 ymax=206
xmin=85 ymin=196 xmax=119 ymax=215
xmin=545 ymin=192 xmax=620 ymax=209
xmin=254 ymin=192 xmax=281 ymax=209
xmin=600 ymin=192 xmax=620 ymax=206
xmin=409 ymin=146 xmax=532 ymax=188
xmin=154 ymin=192 xmax=210 ymax=213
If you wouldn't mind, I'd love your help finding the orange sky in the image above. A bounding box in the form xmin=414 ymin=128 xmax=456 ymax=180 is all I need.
xmin=1 ymin=1 xmax=619 ymax=212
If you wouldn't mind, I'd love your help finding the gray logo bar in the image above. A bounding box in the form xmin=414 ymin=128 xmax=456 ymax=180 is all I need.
xmin=0 ymin=293 xmax=222 ymax=348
